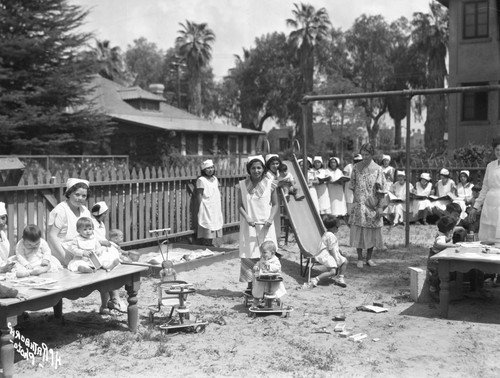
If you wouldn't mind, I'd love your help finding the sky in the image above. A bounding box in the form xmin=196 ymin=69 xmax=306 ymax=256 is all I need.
xmin=70 ymin=0 xmax=433 ymax=81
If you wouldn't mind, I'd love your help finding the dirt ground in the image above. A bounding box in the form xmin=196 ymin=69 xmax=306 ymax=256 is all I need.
xmin=12 ymin=224 xmax=500 ymax=378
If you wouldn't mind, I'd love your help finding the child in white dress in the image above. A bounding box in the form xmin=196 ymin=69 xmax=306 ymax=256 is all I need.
xmin=15 ymin=224 xmax=62 ymax=277
xmin=252 ymin=241 xmax=286 ymax=306
xmin=66 ymin=217 xmax=115 ymax=273
xmin=308 ymin=215 xmax=347 ymax=288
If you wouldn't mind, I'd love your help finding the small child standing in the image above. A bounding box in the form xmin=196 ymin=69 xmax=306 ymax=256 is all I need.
xmin=427 ymin=216 xmax=456 ymax=300
xmin=308 ymin=214 xmax=347 ymax=288
xmin=160 ymin=260 xmax=177 ymax=282
xmin=16 ymin=224 xmax=62 ymax=277
xmin=252 ymin=241 xmax=286 ymax=306
xmin=66 ymin=217 xmax=106 ymax=273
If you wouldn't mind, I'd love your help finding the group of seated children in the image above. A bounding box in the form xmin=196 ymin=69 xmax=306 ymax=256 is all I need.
xmin=383 ymin=168 xmax=481 ymax=227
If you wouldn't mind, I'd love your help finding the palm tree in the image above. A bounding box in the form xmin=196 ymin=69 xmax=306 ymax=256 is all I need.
xmin=92 ymin=39 xmax=131 ymax=85
xmin=411 ymin=1 xmax=448 ymax=152
xmin=176 ymin=21 xmax=215 ymax=117
xmin=286 ymin=3 xmax=331 ymax=143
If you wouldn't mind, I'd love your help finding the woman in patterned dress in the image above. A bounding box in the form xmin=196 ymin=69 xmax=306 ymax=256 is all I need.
xmin=238 ymin=155 xmax=279 ymax=293
xmin=349 ymin=144 xmax=386 ymax=268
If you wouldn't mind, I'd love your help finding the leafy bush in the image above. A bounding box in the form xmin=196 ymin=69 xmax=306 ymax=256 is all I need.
xmin=453 ymin=143 xmax=493 ymax=165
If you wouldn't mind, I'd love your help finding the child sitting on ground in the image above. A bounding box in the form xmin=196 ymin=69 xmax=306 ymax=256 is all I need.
xmin=66 ymin=217 xmax=116 ymax=273
xmin=307 ymin=214 xmax=347 ymax=288
xmin=15 ymin=224 xmax=62 ymax=277
xmin=252 ymin=241 xmax=286 ymax=306
xmin=160 ymin=260 xmax=177 ymax=282
xmin=427 ymin=216 xmax=456 ymax=301
xmin=277 ymin=163 xmax=304 ymax=200
xmin=444 ymin=202 xmax=467 ymax=243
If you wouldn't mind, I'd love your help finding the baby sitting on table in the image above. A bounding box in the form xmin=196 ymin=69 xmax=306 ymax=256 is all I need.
xmin=15 ymin=224 xmax=62 ymax=277
xmin=252 ymin=241 xmax=286 ymax=307
xmin=66 ymin=217 xmax=118 ymax=273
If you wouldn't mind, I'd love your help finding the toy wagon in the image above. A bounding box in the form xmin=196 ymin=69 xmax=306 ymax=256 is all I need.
xmin=148 ymin=280 xmax=207 ymax=334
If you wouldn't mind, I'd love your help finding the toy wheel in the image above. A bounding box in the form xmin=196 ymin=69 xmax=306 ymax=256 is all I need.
xmin=148 ymin=310 xmax=155 ymax=324
xmin=194 ymin=325 xmax=205 ymax=333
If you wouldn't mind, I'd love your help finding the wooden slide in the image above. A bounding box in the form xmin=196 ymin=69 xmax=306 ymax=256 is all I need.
xmin=280 ymin=156 xmax=325 ymax=276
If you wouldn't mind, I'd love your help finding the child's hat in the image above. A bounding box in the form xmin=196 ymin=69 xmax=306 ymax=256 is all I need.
xmin=201 ymin=159 xmax=214 ymax=170
xmin=382 ymin=154 xmax=391 ymax=162
xmin=396 ymin=170 xmax=406 ymax=177
xmin=265 ymin=154 xmax=279 ymax=162
xmin=439 ymin=168 xmax=450 ymax=177
xmin=66 ymin=178 xmax=89 ymax=190
xmin=353 ymin=154 xmax=363 ymax=162
xmin=247 ymin=155 xmax=265 ymax=165
xmin=92 ymin=201 xmax=108 ymax=216
xmin=0 ymin=202 xmax=6 ymax=216
xmin=313 ymin=156 xmax=323 ymax=163
xmin=420 ymin=172 xmax=431 ymax=181
xmin=459 ymin=170 xmax=470 ymax=178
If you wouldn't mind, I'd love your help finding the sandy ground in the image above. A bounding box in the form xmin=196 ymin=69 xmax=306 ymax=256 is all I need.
xmin=11 ymin=224 xmax=500 ymax=378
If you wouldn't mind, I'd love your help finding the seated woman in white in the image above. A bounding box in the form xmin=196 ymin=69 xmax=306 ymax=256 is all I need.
xmin=431 ymin=168 xmax=456 ymax=217
xmin=411 ymin=172 xmax=433 ymax=225
xmin=386 ymin=170 xmax=413 ymax=226
xmin=454 ymin=170 xmax=474 ymax=220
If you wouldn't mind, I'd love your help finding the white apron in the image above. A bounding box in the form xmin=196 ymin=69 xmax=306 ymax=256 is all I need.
xmin=239 ymin=178 xmax=277 ymax=259
xmin=197 ymin=176 xmax=223 ymax=231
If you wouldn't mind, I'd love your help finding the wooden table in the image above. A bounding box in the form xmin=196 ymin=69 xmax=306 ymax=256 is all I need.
xmin=430 ymin=245 xmax=500 ymax=318
xmin=0 ymin=264 xmax=148 ymax=378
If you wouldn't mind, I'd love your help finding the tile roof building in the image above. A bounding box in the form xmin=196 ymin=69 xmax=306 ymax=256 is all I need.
xmin=85 ymin=75 xmax=263 ymax=164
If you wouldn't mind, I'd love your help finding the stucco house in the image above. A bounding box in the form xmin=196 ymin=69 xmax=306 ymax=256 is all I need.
xmin=438 ymin=0 xmax=500 ymax=150
xmin=86 ymin=75 xmax=263 ymax=164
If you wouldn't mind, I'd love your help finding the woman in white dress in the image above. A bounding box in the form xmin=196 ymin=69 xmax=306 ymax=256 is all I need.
xmin=431 ymin=168 xmax=456 ymax=217
xmin=386 ymin=171 xmax=414 ymax=226
xmin=326 ymin=157 xmax=347 ymax=217
xmin=312 ymin=156 xmax=331 ymax=215
xmin=412 ymin=172 xmax=433 ymax=225
xmin=0 ymin=202 xmax=15 ymax=273
xmin=47 ymin=178 xmax=92 ymax=267
xmin=195 ymin=159 xmax=223 ymax=246
xmin=469 ymin=139 xmax=500 ymax=241
xmin=381 ymin=154 xmax=395 ymax=190
xmin=454 ymin=170 xmax=474 ymax=220
xmin=238 ymin=155 xmax=279 ymax=293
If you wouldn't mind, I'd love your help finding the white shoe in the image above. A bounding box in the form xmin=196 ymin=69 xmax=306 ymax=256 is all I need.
xmin=357 ymin=260 xmax=363 ymax=268
xmin=366 ymin=259 xmax=377 ymax=267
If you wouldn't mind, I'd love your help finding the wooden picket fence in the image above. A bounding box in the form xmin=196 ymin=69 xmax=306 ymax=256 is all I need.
xmin=0 ymin=160 xmax=247 ymax=254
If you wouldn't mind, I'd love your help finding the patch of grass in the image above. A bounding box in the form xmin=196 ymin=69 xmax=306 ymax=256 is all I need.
xmin=154 ymin=343 xmax=172 ymax=357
